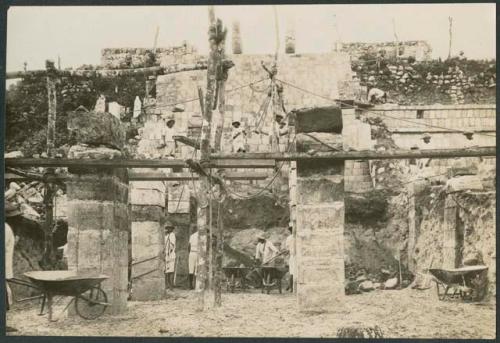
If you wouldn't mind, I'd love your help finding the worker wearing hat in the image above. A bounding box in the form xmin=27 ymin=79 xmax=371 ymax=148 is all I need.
xmin=161 ymin=115 xmax=177 ymax=158
xmin=164 ymin=221 xmax=176 ymax=291
xmin=255 ymin=233 xmax=278 ymax=266
xmin=5 ymin=185 xmax=21 ymax=332
xmin=231 ymin=120 xmax=247 ymax=153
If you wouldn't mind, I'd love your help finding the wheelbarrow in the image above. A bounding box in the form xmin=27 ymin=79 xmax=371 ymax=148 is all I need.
xmin=260 ymin=266 xmax=288 ymax=294
xmin=429 ymin=265 xmax=488 ymax=301
xmin=8 ymin=270 xmax=109 ymax=321
xmin=222 ymin=266 xmax=251 ymax=293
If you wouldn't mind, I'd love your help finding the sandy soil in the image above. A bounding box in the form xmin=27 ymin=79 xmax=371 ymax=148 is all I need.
xmin=7 ymin=288 xmax=496 ymax=339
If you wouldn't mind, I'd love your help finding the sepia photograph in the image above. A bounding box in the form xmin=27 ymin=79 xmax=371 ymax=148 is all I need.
xmin=2 ymin=2 xmax=496 ymax=339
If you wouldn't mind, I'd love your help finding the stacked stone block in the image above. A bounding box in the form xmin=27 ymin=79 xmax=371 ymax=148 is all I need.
xmin=66 ymin=110 xmax=129 ymax=315
xmin=296 ymin=161 xmax=345 ymax=312
xmin=129 ymin=180 xmax=166 ymax=300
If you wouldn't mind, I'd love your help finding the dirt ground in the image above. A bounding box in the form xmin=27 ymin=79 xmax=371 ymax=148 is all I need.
xmin=7 ymin=288 xmax=496 ymax=339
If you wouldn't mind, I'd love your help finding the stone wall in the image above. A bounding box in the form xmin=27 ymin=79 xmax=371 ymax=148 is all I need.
xmin=352 ymin=58 xmax=496 ymax=105
xmin=101 ymin=43 xmax=199 ymax=69
xmin=341 ymin=40 xmax=432 ymax=62
xmin=365 ymin=104 xmax=496 ymax=150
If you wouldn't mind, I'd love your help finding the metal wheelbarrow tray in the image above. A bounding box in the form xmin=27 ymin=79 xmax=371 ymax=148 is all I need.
xmin=429 ymin=265 xmax=488 ymax=301
xmin=9 ymin=270 xmax=109 ymax=321
xmin=260 ymin=265 xmax=288 ymax=294
xmin=223 ymin=267 xmax=251 ymax=293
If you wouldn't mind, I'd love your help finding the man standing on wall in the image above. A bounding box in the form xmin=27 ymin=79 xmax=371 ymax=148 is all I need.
xmin=188 ymin=225 xmax=198 ymax=290
xmin=231 ymin=120 xmax=247 ymax=153
xmin=164 ymin=223 xmax=176 ymax=291
xmin=161 ymin=117 xmax=177 ymax=158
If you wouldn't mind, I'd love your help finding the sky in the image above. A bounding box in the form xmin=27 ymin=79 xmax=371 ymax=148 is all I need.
xmin=5 ymin=3 xmax=496 ymax=72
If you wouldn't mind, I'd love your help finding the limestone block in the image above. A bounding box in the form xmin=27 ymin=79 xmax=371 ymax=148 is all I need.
xmin=298 ymin=233 xmax=344 ymax=259
xmin=68 ymin=145 xmax=123 ymax=160
xmin=131 ymin=188 xmax=165 ymax=207
xmin=67 ymin=200 xmax=116 ymax=231
xmin=296 ymin=203 xmax=344 ymax=235
xmin=76 ymin=229 xmax=110 ymax=270
xmin=67 ymin=177 xmax=128 ymax=203
xmin=294 ymin=105 xmax=343 ymax=133
xmin=168 ymin=200 xmax=190 ymax=213
xmin=446 ymin=175 xmax=483 ymax=193
xmin=132 ymin=221 xmax=163 ymax=251
xmin=297 ymin=257 xmax=344 ymax=284
xmin=131 ymin=205 xmax=163 ymax=222
xmin=68 ymin=110 xmax=125 ymax=149
xmin=297 ymin=176 xmax=344 ymax=204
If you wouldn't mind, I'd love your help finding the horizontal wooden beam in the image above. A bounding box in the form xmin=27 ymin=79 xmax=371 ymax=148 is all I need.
xmin=210 ymin=146 xmax=497 ymax=161
xmin=129 ymin=171 xmax=270 ymax=181
xmin=5 ymin=171 xmax=270 ymax=182
xmin=5 ymin=62 xmax=207 ymax=80
xmin=4 ymin=158 xmax=276 ymax=169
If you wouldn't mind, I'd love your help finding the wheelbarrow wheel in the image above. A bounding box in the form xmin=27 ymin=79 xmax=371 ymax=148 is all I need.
xmin=75 ymin=286 xmax=108 ymax=320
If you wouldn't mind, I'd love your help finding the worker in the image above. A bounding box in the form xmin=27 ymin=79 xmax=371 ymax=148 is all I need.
xmin=161 ymin=117 xmax=177 ymax=158
xmin=283 ymin=225 xmax=295 ymax=292
xmin=255 ymin=234 xmax=278 ymax=265
xmin=5 ymin=192 xmax=21 ymax=332
xmin=231 ymin=120 xmax=247 ymax=153
xmin=188 ymin=225 xmax=198 ymax=290
xmin=367 ymin=87 xmax=387 ymax=104
xmin=164 ymin=223 xmax=176 ymax=291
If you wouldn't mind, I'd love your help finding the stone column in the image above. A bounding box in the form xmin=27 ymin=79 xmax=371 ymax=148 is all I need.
xmin=296 ymin=159 xmax=345 ymax=312
xmin=129 ymin=180 xmax=166 ymax=300
xmin=66 ymin=109 xmax=129 ymax=315
xmin=285 ymin=24 xmax=296 ymax=54
xmin=232 ymin=21 xmax=242 ymax=55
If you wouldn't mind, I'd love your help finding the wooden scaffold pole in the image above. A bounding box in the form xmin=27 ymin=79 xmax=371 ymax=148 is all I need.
xmin=42 ymin=60 xmax=57 ymax=268
xmin=195 ymin=5 xmax=219 ymax=311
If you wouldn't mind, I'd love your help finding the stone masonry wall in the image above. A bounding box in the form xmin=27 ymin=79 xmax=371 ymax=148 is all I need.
xmin=366 ymin=104 xmax=496 ymax=150
xmin=352 ymin=58 xmax=495 ymax=105
xmin=129 ymin=180 xmax=166 ymax=300
xmin=341 ymin=40 xmax=432 ymax=62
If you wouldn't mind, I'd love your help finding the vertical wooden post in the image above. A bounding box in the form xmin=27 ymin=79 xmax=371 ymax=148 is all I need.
xmin=195 ymin=5 xmax=218 ymax=311
xmin=213 ymin=18 xmax=228 ymax=307
xmin=392 ymin=18 xmax=399 ymax=60
xmin=43 ymin=60 xmax=57 ymax=268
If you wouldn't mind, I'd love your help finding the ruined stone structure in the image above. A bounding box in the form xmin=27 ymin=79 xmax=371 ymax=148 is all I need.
xmin=341 ymin=40 xmax=432 ymax=61
xmin=95 ymin=40 xmax=495 ymax=307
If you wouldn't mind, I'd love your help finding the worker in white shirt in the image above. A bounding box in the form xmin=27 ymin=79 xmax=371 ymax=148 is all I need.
xmin=188 ymin=226 xmax=198 ymax=290
xmin=164 ymin=223 xmax=176 ymax=291
xmin=231 ymin=121 xmax=247 ymax=153
xmin=5 ymin=192 xmax=21 ymax=332
xmin=367 ymin=87 xmax=388 ymax=104
xmin=283 ymin=225 xmax=295 ymax=292
xmin=255 ymin=234 xmax=279 ymax=265
xmin=162 ymin=118 xmax=177 ymax=158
